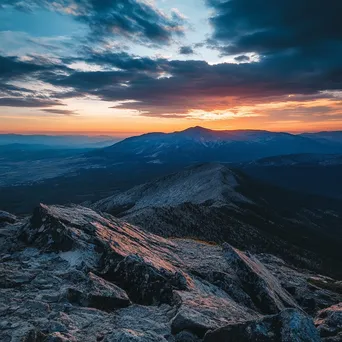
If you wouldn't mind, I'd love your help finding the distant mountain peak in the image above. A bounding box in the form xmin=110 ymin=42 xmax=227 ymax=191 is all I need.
xmin=177 ymin=126 xmax=269 ymax=135
xmin=94 ymin=126 xmax=342 ymax=163
xmin=181 ymin=126 xmax=211 ymax=133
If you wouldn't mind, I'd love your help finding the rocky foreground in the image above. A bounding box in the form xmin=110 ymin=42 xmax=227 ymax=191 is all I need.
xmin=0 ymin=204 xmax=341 ymax=341
xmin=94 ymin=163 xmax=342 ymax=280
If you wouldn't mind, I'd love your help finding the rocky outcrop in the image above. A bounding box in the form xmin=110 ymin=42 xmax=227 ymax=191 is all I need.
xmin=204 ymin=309 xmax=321 ymax=342
xmin=0 ymin=210 xmax=16 ymax=225
xmin=93 ymin=163 xmax=342 ymax=283
xmin=104 ymin=254 xmax=187 ymax=305
xmin=20 ymin=204 xmax=189 ymax=305
xmin=0 ymin=204 xmax=341 ymax=341
xmin=256 ymin=254 xmax=342 ymax=315
xmin=223 ymin=243 xmax=300 ymax=314
xmin=315 ymin=303 xmax=342 ymax=341
xmin=66 ymin=272 xmax=130 ymax=310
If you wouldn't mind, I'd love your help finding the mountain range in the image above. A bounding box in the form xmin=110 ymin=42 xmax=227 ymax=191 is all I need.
xmin=92 ymin=127 xmax=342 ymax=163
xmin=1 ymin=127 xmax=342 ymax=341
xmin=0 ymin=134 xmax=120 ymax=148
xmin=1 ymin=127 xmax=342 ymax=214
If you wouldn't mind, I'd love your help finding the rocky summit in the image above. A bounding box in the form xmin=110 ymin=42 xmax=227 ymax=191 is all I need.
xmin=0 ymin=204 xmax=341 ymax=341
xmin=94 ymin=163 xmax=342 ymax=279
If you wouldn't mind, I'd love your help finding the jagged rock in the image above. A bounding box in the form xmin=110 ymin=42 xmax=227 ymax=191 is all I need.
xmin=315 ymin=303 xmax=342 ymax=341
xmin=0 ymin=210 xmax=16 ymax=225
xmin=20 ymin=204 xmax=189 ymax=305
xmin=2 ymin=204 xmax=340 ymax=342
xmin=257 ymin=254 xmax=342 ymax=315
xmin=20 ymin=204 xmax=98 ymax=254
xmin=104 ymin=254 xmax=186 ymax=305
xmin=93 ymin=163 xmax=342 ymax=281
xmin=204 ymin=309 xmax=321 ymax=342
xmin=171 ymin=307 xmax=219 ymax=337
xmin=113 ymin=304 xmax=176 ymax=340
xmin=104 ymin=328 xmax=168 ymax=341
xmin=193 ymin=270 xmax=257 ymax=311
xmin=223 ymin=243 xmax=300 ymax=314
xmin=171 ymin=277 xmax=258 ymax=338
xmin=66 ymin=272 xmax=130 ymax=310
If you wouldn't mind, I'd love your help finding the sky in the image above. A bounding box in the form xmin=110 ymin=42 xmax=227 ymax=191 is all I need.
xmin=0 ymin=0 xmax=342 ymax=135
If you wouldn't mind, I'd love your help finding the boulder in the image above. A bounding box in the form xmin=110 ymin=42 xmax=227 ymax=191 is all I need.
xmin=194 ymin=270 xmax=257 ymax=311
xmin=204 ymin=309 xmax=321 ymax=342
xmin=170 ymin=277 xmax=258 ymax=338
xmin=66 ymin=272 xmax=130 ymax=310
xmin=171 ymin=307 xmax=219 ymax=338
xmin=20 ymin=204 xmax=189 ymax=305
xmin=223 ymin=243 xmax=300 ymax=314
xmin=104 ymin=254 xmax=187 ymax=305
xmin=315 ymin=303 xmax=342 ymax=341
xmin=256 ymin=254 xmax=342 ymax=315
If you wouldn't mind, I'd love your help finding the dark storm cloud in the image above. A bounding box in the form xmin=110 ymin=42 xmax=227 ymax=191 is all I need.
xmin=78 ymin=48 xmax=170 ymax=74
xmin=0 ymin=55 xmax=75 ymax=108
xmin=42 ymin=51 xmax=342 ymax=116
xmin=0 ymin=83 xmax=34 ymax=96
xmin=179 ymin=46 xmax=195 ymax=55
xmin=0 ymin=0 xmax=186 ymax=45
xmin=1 ymin=0 xmax=342 ymax=118
xmin=204 ymin=0 xmax=342 ymax=111
xmin=0 ymin=55 xmax=44 ymax=79
xmin=45 ymin=69 xmax=139 ymax=91
xmin=206 ymin=0 xmax=342 ymax=56
xmin=41 ymin=0 xmax=341 ymax=117
xmin=0 ymin=54 xmax=70 ymax=82
xmin=0 ymin=54 xmax=72 ymax=108
xmin=0 ymin=97 xmax=64 ymax=107
xmin=77 ymin=0 xmax=186 ymax=45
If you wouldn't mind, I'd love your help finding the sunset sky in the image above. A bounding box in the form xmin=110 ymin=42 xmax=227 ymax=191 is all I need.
xmin=1 ymin=0 xmax=342 ymax=135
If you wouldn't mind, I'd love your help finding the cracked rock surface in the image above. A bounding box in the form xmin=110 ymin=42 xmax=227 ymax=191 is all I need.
xmin=0 ymin=204 xmax=341 ymax=341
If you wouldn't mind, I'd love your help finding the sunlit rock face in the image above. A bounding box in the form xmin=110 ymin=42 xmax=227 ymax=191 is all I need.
xmin=94 ymin=163 xmax=342 ymax=281
xmin=0 ymin=203 xmax=341 ymax=341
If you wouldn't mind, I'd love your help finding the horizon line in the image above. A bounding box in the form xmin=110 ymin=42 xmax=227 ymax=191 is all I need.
xmin=0 ymin=126 xmax=341 ymax=136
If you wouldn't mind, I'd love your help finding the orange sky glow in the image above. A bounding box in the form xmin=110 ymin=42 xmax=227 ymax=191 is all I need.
xmin=1 ymin=97 xmax=342 ymax=136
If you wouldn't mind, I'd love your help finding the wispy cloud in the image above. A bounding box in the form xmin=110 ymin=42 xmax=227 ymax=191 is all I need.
xmin=40 ymin=108 xmax=77 ymax=115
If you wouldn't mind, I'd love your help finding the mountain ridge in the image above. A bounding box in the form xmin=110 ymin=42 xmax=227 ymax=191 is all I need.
xmin=94 ymin=163 xmax=342 ymax=277
xmin=2 ymin=203 xmax=340 ymax=341
xmin=92 ymin=126 xmax=342 ymax=163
